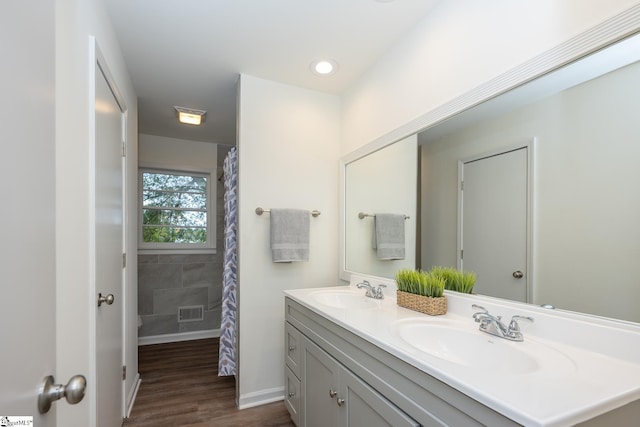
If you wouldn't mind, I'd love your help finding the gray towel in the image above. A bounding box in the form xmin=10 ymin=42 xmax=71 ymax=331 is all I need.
xmin=372 ymin=213 xmax=405 ymax=260
xmin=270 ymin=209 xmax=310 ymax=262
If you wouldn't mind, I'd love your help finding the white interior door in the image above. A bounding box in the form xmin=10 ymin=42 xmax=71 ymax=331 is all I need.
xmin=460 ymin=147 xmax=529 ymax=302
xmin=0 ymin=1 xmax=57 ymax=424
xmin=94 ymin=58 xmax=125 ymax=426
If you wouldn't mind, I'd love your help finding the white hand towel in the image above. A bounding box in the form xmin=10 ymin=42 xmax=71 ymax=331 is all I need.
xmin=270 ymin=208 xmax=310 ymax=262
xmin=373 ymin=213 xmax=405 ymax=260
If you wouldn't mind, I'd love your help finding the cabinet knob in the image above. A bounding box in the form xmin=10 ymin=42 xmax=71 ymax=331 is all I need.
xmin=288 ymin=345 xmax=296 ymax=352
xmin=288 ymin=391 xmax=296 ymax=398
xmin=336 ymin=397 xmax=345 ymax=407
xmin=329 ymin=389 xmax=337 ymax=398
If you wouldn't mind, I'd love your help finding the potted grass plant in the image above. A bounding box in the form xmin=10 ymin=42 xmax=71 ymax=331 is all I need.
xmin=395 ymin=269 xmax=447 ymax=315
xmin=430 ymin=266 xmax=476 ymax=294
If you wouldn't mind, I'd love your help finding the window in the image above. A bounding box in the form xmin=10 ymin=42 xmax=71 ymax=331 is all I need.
xmin=139 ymin=169 xmax=214 ymax=250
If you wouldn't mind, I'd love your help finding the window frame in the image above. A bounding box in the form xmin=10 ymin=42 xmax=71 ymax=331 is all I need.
xmin=138 ymin=166 xmax=215 ymax=252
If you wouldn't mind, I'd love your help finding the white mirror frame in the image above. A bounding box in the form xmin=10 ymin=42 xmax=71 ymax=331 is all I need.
xmin=340 ymin=4 xmax=640 ymax=282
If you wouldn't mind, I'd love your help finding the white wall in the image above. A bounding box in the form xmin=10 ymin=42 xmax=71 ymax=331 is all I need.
xmin=340 ymin=0 xmax=640 ymax=155
xmin=56 ymin=0 xmax=138 ymax=423
xmin=345 ymin=135 xmax=417 ymax=278
xmin=237 ymin=74 xmax=341 ymax=408
xmin=139 ymin=134 xmax=218 ymax=172
xmin=420 ymin=61 xmax=640 ymax=322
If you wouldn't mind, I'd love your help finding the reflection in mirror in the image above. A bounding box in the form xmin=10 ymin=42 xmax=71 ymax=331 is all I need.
xmin=345 ymin=135 xmax=417 ymax=278
xmin=343 ymin=33 xmax=640 ymax=323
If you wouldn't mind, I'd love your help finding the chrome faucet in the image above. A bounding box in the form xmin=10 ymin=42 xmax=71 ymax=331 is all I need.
xmin=356 ymin=280 xmax=387 ymax=299
xmin=471 ymin=304 xmax=533 ymax=342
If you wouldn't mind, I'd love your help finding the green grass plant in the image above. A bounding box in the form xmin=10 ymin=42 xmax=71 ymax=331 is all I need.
xmin=428 ymin=266 xmax=476 ymax=294
xmin=455 ymin=271 xmax=476 ymax=294
xmin=395 ymin=268 xmax=444 ymax=298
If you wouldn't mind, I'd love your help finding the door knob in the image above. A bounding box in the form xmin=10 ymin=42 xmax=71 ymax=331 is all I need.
xmin=336 ymin=397 xmax=345 ymax=406
xmin=97 ymin=293 xmax=114 ymax=307
xmin=38 ymin=375 xmax=86 ymax=414
xmin=329 ymin=389 xmax=337 ymax=398
xmin=512 ymin=271 xmax=524 ymax=279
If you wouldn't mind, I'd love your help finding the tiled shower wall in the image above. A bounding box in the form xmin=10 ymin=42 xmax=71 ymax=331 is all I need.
xmin=138 ymin=144 xmax=232 ymax=338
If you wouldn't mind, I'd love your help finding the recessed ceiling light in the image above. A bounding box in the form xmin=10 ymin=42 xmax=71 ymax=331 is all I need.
xmin=174 ymin=106 xmax=206 ymax=126
xmin=310 ymin=59 xmax=338 ymax=76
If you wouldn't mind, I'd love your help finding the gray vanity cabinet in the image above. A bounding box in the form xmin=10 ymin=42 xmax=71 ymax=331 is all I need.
xmin=302 ymin=336 xmax=419 ymax=427
xmin=285 ymin=297 xmax=521 ymax=427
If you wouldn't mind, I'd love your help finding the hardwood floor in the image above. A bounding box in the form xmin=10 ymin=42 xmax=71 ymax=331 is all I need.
xmin=124 ymin=338 xmax=295 ymax=427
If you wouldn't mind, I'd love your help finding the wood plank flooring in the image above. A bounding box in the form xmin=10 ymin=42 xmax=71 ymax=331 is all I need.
xmin=123 ymin=338 xmax=295 ymax=427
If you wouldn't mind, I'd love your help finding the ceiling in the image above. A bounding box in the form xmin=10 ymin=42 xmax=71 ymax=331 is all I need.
xmin=104 ymin=0 xmax=440 ymax=145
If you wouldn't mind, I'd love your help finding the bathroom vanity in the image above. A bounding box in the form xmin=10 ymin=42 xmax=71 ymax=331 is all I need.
xmin=284 ymin=278 xmax=640 ymax=426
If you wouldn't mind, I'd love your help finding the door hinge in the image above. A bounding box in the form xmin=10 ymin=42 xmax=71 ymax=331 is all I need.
xmin=461 ymin=181 xmax=464 ymax=191
xmin=122 ymin=141 xmax=126 ymax=157
xmin=122 ymin=253 xmax=126 ymax=268
xmin=461 ymin=249 xmax=464 ymax=259
xmin=123 ymin=365 xmax=127 ymax=380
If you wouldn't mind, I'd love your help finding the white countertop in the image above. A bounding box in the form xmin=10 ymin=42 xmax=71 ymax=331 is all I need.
xmin=285 ymin=281 xmax=640 ymax=427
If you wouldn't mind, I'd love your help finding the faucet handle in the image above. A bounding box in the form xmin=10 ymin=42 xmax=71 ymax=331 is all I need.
xmin=471 ymin=304 xmax=488 ymax=322
xmin=509 ymin=315 xmax=534 ymax=332
xmin=471 ymin=304 xmax=487 ymax=313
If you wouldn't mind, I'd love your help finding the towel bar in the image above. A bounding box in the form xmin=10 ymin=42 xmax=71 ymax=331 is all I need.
xmin=256 ymin=207 xmax=321 ymax=218
xmin=358 ymin=212 xmax=410 ymax=220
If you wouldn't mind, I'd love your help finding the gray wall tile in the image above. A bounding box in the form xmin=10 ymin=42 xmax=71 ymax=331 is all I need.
xmin=153 ymin=286 xmax=209 ymax=316
xmin=138 ymin=263 xmax=182 ymax=315
xmin=178 ymin=308 xmax=221 ymax=333
xmin=158 ymin=254 xmax=214 ymax=264
xmin=139 ymin=314 xmax=179 ymax=336
xmin=183 ymin=262 xmax=215 ymax=286
xmin=138 ymin=255 xmax=159 ymax=264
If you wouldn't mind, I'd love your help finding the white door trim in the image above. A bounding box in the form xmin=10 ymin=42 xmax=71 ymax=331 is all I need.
xmin=457 ymin=138 xmax=536 ymax=303
xmin=89 ymin=36 xmax=128 ymax=422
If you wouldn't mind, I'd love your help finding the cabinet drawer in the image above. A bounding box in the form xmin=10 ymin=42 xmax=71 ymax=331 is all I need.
xmin=285 ymin=365 xmax=301 ymax=426
xmin=285 ymin=322 xmax=302 ymax=376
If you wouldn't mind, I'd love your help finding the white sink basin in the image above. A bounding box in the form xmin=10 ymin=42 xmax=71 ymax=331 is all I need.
xmin=391 ymin=318 xmax=576 ymax=375
xmin=310 ymin=289 xmax=378 ymax=309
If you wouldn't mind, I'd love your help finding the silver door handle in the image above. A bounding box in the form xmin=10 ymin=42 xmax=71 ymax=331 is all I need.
xmin=38 ymin=375 xmax=86 ymax=414
xmin=97 ymin=293 xmax=114 ymax=307
xmin=512 ymin=271 xmax=524 ymax=279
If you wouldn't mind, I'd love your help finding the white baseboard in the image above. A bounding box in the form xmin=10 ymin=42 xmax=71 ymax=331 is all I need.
xmin=238 ymin=386 xmax=285 ymax=410
xmin=138 ymin=329 xmax=220 ymax=346
xmin=125 ymin=373 xmax=141 ymax=418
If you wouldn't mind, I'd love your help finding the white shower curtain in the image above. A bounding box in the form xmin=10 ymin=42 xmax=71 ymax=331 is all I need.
xmin=218 ymin=147 xmax=237 ymax=376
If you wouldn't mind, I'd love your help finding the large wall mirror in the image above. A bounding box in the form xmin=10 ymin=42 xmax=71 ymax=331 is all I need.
xmin=341 ymin=27 xmax=640 ymax=324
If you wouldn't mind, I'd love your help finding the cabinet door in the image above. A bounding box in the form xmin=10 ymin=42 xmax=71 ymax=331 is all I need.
xmin=303 ymin=338 xmax=341 ymax=427
xmin=340 ymin=367 xmax=419 ymax=427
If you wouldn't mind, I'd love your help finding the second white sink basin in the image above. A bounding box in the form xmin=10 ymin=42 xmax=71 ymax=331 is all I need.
xmin=391 ymin=318 xmax=576 ymax=375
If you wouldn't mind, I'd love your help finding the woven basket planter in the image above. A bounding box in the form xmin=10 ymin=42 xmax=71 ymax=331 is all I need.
xmin=397 ymin=290 xmax=447 ymax=316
